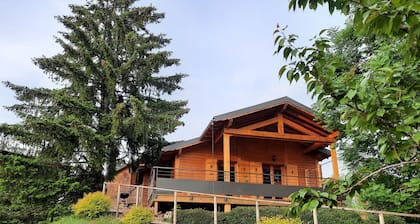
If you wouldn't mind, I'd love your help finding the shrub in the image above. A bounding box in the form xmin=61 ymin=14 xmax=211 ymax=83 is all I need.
xmin=121 ymin=207 xmax=153 ymax=224
xmin=299 ymin=208 xmax=407 ymax=224
xmin=259 ymin=216 xmax=303 ymax=224
xmin=177 ymin=208 xmax=214 ymax=224
xmin=72 ymin=191 xmax=111 ymax=219
xmin=219 ymin=207 xmax=256 ymax=223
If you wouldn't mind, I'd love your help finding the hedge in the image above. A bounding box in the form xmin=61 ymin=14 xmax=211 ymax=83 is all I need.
xmin=176 ymin=206 xmax=408 ymax=224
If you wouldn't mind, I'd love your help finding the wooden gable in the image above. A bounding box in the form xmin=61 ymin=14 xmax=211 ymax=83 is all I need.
xmin=162 ymin=97 xmax=337 ymax=159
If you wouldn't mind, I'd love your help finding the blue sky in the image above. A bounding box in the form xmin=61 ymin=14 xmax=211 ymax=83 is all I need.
xmin=0 ymin=0 xmax=346 ymax=176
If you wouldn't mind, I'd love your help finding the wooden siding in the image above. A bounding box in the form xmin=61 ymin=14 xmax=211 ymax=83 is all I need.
xmin=175 ymin=137 xmax=320 ymax=187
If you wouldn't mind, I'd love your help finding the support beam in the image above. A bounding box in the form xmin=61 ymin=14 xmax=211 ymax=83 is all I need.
xmin=277 ymin=114 xmax=284 ymax=134
xmin=304 ymin=132 xmax=338 ymax=153
xmin=214 ymin=131 xmax=224 ymax=144
xmin=224 ymin=128 xmax=335 ymax=143
xmin=241 ymin=117 xmax=278 ymax=130
xmin=283 ymin=117 xmax=319 ymax=136
xmin=330 ymin=144 xmax=339 ymax=180
xmin=223 ymin=134 xmax=231 ymax=182
xmin=304 ymin=143 xmax=324 ymax=153
xmin=283 ymin=113 xmax=328 ymax=135
xmin=224 ymin=203 xmax=231 ymax=212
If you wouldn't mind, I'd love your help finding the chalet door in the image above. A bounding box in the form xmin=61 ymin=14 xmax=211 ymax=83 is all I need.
xmin=262 ymin=164 xmax=283 ymax=185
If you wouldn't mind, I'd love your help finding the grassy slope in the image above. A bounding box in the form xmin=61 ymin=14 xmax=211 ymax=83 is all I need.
xmin=52 ymin=216 xmax=121 ymax=224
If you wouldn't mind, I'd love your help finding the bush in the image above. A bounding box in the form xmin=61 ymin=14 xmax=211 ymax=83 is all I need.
xmin=177 ymin=208 xmax=214 ymax=224
xmin=299 ymin=208 xmax=407 ymax=224
xmin=177 ymin=206 xmax=288 ymax=224
xmin=219 ymin=207 xmax=256 ymax=223
xmin=259 ymin=216 xmax=303 ymax=224
xmin=121 ymin=207 xmax=153 ymax=224
xmin=72 ymin=192 xmax=111 ymax=219
xmin=175 ymin=206 xmax=408 ymax=224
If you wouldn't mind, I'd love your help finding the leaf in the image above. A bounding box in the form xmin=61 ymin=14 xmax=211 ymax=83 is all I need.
xmin=308 ymin=200 xmax=319 ymax=209
xmin=376 ymin=108 xmax=385 ymax=117
xmin=284 ymin=47 xmax=292 ymax=60
xmin=328 ymin=1 xmax=335 ymax=14
xmin=413 ymin=132 xmax=420 ymax=144
xmin=345 ymin=89 xmax=357 ymax=99
xmin=278 ymin=65 xmax=287 ymax=77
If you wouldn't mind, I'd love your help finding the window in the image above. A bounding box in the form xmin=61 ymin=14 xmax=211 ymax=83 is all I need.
xmin=262 ymin=164 xmax=283 ymax=185
xmin=217 ymin=161 xmax=236 ymax=182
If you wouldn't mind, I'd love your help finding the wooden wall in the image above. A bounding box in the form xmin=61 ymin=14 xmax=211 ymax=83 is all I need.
xmin=175 ymin=137 xmax=321 ymax=187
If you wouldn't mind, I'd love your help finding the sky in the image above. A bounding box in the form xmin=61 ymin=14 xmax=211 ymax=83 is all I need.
xmin=0 ymin=0 xmax=346 ymax=176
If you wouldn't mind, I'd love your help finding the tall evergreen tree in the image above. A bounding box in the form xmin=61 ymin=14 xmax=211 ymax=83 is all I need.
xmin=0 ymin=0 xmax=188 ymax=189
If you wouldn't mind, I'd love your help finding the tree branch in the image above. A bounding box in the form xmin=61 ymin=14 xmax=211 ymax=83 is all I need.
xmin=342 ymin=160 xmax=420 ymax=195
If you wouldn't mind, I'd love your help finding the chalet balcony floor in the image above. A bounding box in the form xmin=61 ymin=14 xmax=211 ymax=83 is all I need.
xmin=146 ymin=166 xmax=322 ymax=211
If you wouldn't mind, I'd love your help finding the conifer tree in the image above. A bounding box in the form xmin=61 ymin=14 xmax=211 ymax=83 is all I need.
xmin=1 ymin=0 xmax=188 ymax=189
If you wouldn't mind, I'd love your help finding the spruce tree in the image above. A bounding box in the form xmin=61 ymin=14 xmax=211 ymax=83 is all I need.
xmin=1 ymin=0 xmax=188 ymax=189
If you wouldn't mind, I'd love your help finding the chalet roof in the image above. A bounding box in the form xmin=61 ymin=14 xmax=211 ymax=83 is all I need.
xmin=162 ymin=96 xmax=326 ymax=152
xmin=162 ymin=137 xmax=201 ymax=152
xmin=212 ymin=96 xmax=311 ymax=121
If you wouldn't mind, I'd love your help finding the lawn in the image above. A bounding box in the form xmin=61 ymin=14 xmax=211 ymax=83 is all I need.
xmin=52 ymin=215 xmax=121 ymax=224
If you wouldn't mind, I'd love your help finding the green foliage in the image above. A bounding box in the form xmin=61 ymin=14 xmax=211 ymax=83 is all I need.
xmin=51 ymin=215 xmax=121 ymax=224
xmin=287 ymin=187 xmax=337 ymax=216
xmin=219 ymin=206 xmax=257 ymax=223
xmin=274 ymin=0 xmax=419 ymax=215
xmin=259 ymin=216 xmax=302 ymax=224
xmin=288 ymin=0 xmax=420 ymax=49
xmin=299 ymin=208 xmax=407 ymax=224
xmin=0 ymin=0 xmax=188 ymax=192
xmin=274 ymin=24 xmax=419 ymax=163
xmin=177 ymin=208 xmax=214 ymax=224
xmin=72 ymin=192 xmax=111 ymax=219
xmin=176 ymin=207 xmax=407 ymax=224
xmin=121 ymin=207 xmax=154 ymax=224
xmin=0 ymin=153 xmax=82 ymax=224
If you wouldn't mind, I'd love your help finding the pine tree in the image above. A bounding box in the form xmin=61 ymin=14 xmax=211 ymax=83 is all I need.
xmin=1 ymin=0 xmax=188 ymax=189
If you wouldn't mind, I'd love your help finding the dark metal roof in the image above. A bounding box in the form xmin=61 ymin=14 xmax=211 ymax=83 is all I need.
xmin=162 ymin=137 xmax=202 ymax=152
xmin=199 ymin=96 xmax=313 ymax=140
xmin=212 ymin=96 xmax=312 ymax=122
xmin=162 ymin=96 xmax=321 ymax=153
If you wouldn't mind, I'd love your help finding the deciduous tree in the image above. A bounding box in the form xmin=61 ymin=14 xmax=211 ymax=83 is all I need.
xmin=275 ymin=0 xmax=419 ymax=216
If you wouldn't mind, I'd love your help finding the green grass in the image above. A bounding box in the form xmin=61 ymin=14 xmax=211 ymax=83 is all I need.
xmin=52 ymin=215 xmax=121 ymax=224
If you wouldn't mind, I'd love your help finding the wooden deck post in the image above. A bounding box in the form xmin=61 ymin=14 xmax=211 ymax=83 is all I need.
xmin=173 ymin=192 xmax=177 ymax=224
xmin=102 ymin=182 xmax=106 ymax=194
xmin=213 ymin=196 xmax=217 ymax=224
xmin=255 ymin=200 xmax=260 ymax=223
xmin=153 ymin=201 xmax=158 ymax=215
xmin=135 ymin=186 xmax=139 ymax=206
xmin=330 ymin=144 xmax=339 ymax=180
xmin=223 ymin=134 xmax=231 ymax=182
xmin=379 ymin=213 xmax=385 ymax=224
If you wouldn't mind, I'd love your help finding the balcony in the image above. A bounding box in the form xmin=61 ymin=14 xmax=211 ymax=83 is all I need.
xmin=148 ymin=166 xmax=322 ymax=202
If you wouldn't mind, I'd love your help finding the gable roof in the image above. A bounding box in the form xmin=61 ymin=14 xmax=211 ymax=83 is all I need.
xmin=162 ymin=137 xmax=202 ymax=152
xmin=212 ymin=96 xmax=312 ymax=122
xmin=162 ymin=96 xmax=327 ymax=152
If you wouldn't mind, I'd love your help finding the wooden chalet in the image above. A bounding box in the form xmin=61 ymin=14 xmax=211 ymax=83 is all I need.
xmin=104 ymin=96 xmax=339 ymax=212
